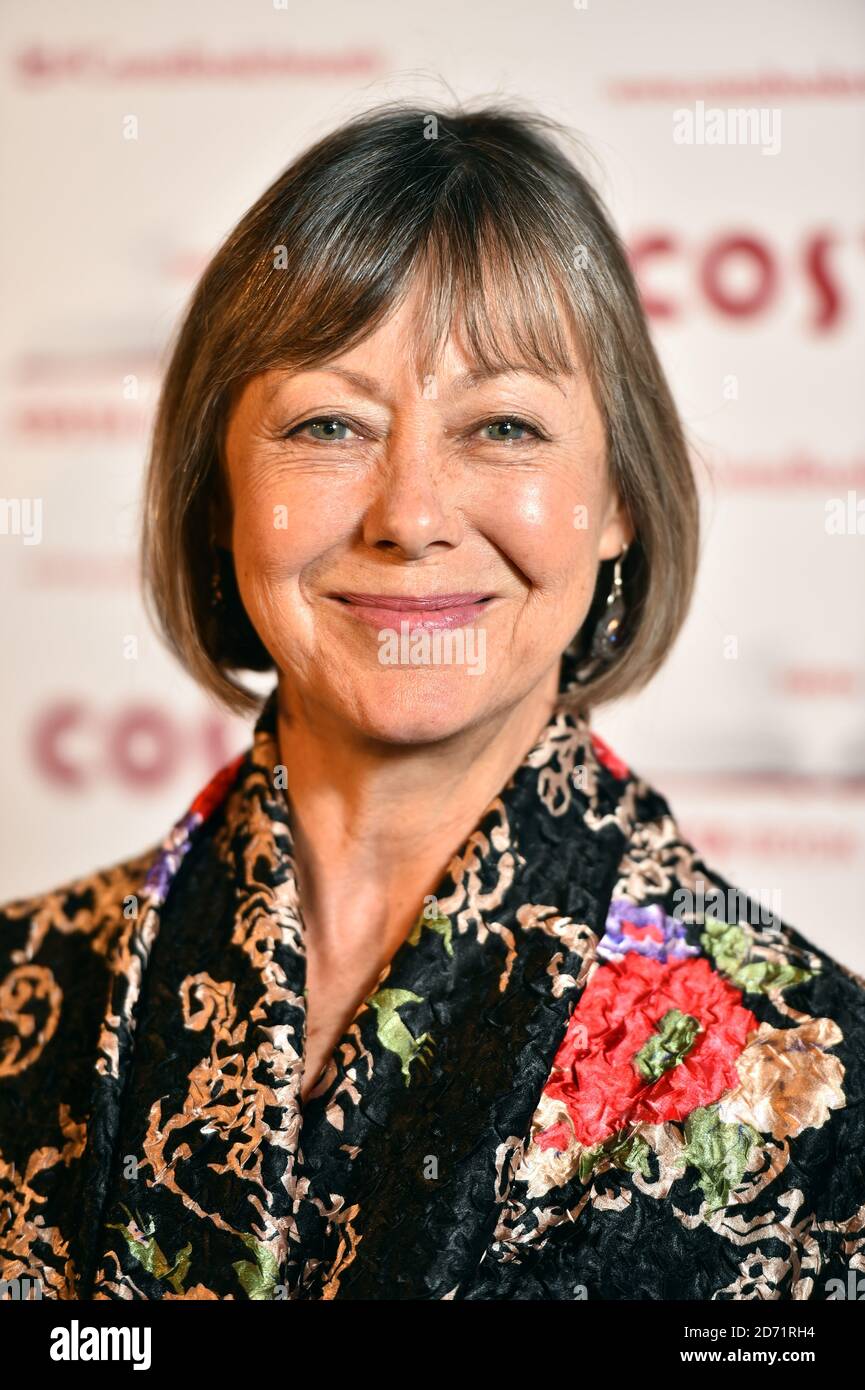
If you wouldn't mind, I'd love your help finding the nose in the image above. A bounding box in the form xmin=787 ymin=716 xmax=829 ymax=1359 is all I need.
xmin=361 ymin=430 xmax=462 ymax=559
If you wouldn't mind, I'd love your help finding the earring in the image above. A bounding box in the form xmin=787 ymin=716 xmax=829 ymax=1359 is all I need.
xmin=588 ymin=545 xmax=628 ymax=661
xmin=209 ymin=535 xmax=227 ymax=608
xmin=570 ymin=545 xmax=629 ymax=685
xmin=210 ymin=564 xmax=224 ymax=608
xmin=206 ymin=543 xmax=271 ymax=671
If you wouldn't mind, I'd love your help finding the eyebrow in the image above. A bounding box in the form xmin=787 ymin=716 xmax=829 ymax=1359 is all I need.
xmin=450 ymin=365 xmax=568 ymax=394
xmin=279 ymin=362 xmax=570 ymax=400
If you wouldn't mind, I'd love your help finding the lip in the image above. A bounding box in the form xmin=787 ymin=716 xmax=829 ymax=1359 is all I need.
xmin=329 ymin=591 xmax=494 ymax=631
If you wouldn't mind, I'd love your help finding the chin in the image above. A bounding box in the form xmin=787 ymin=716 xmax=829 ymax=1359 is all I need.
xmin=337 ymin=670 xmax=503 ymax=746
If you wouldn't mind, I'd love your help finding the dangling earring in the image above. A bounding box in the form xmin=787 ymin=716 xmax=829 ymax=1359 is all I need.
xmin=206 ymin=541 xmax=271 ymax=671
xmin=588 ymin=544 xmax=628 ymax=661
xmin=571 ymin=545 xmax=629 ymax=684
xmin=209 ymin=534 xmax=226 ymax=608
xmin=210 ymin=563 xmax=224 ymax=608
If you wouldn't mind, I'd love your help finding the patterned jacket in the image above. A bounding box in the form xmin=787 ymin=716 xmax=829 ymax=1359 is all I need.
xmin=2 ymin=689 xmax=864 ymax=1300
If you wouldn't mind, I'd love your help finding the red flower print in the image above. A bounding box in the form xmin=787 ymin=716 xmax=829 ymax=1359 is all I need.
xmin=541 ymin=954 xmax=758 ymax=1149
xmin=590 ymin=732 xmax=629 ymax=781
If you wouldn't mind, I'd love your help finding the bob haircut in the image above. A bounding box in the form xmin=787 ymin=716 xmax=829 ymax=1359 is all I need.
xmin=141 ymin=101 xmax=699 ymax=719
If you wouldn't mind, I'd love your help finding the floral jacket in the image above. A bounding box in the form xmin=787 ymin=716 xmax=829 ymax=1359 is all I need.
xmin=1 ymin=688 xmax=864 ymax=1301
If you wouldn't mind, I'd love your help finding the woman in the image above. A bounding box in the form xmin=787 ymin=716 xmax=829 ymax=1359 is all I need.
xmin=1 ymin=104 xmax=863 ymax=1302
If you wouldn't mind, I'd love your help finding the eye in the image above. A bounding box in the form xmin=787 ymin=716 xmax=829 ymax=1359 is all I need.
xmin=479 ymin=416 xmax=543 ymax=443
xmin=285 ymin=416 xmax=358 ymax=442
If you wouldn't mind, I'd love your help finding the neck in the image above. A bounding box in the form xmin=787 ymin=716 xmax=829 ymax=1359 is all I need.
xmin=274 ymin=670 xmax=562 ymax=963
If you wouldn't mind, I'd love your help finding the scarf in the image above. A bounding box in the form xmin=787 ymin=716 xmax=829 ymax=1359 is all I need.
xmin=2 ymin=686 xmax=864 ymax=1300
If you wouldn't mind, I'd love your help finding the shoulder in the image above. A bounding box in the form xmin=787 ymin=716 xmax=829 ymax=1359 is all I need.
xmin=0 ymin=842 xmax=165 ymax=1144
xmin=0 ymin=842 xmax=162 ymax=989
xmin=611 ymin=764 xmax=865 ymax=1007
xmin=580 ymin=725 xmax=864 ymax=990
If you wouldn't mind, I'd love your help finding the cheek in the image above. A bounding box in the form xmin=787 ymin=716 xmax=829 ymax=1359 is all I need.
xmin=477 ymin=466 xmax=605 ymax=596
xmin=230 ymin=476 xmax=354 ymax=584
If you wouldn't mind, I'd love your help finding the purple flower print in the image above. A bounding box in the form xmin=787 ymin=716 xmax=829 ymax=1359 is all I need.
xmin=598 ymin=899 xmax=700 ymax=964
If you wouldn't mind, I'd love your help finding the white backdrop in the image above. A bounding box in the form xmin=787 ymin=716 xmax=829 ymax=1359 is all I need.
xmin=2 ymin=0 xmax=864 ymax=968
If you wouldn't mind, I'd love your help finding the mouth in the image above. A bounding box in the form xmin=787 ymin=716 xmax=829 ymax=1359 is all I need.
xmin=328 ymin=591 xmax=495 ymax=631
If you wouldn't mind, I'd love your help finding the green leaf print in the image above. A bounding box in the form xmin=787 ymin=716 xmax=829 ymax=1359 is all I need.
xmin=407 ymin=906 xmax=454 ymax=957
xmin=368 ymin=988 xmax=435 ymax=1084
xmin=682 ymin=1104 xmax=760 ymax=1211
xmin=577 ymin=1129 xmax=653 ymax=1184
xmin=701 ymin=915 xmax=812 ymax=993
xmin=232 ymin=1233 xmax=281 ymax=1300
xmin=633 ymin=1009 xmax=702 ymax=1082
xmin=107 ymin=1204 xmax=192 ymax=1295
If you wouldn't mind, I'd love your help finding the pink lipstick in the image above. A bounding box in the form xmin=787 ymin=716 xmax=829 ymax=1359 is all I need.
xmin=330 ymin=591 xmax=492 ymax=631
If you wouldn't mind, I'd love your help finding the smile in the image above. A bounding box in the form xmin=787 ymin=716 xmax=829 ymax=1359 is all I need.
xmin=329 ymin=592 xmax=494 ymax=631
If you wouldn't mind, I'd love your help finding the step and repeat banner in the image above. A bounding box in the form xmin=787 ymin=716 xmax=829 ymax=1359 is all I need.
xmin=1 ymin=0 xmax=863 ymax=967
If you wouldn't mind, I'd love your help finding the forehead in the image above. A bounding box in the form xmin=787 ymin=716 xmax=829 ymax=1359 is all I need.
xmin=254 ymin=289 xmax=583 ymax=403
xmin=374 ymin=278 xmax=584 ymax=383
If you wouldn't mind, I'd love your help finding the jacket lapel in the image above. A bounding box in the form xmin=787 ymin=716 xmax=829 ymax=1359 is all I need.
xmin=87 ymin=712 xmax=308 ymax=1298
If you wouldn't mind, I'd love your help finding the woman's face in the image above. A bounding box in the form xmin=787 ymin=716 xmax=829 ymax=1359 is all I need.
xmin=221 ymin=287 xmax=631 ymax=744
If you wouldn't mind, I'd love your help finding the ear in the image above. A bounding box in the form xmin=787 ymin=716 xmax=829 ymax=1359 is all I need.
xmin=597 ymin=486 xmax=634 ymax=562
